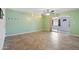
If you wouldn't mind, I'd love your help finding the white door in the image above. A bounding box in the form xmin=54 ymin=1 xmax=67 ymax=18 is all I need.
xmin=60 ymin=17 xmax=70 ymax=32
xmin=0 ymin=9 xmax=5 ymax=49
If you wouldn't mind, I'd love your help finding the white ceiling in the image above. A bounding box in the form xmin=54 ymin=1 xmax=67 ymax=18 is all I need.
xmin=9 ymin=8 xmax=77 ymax=13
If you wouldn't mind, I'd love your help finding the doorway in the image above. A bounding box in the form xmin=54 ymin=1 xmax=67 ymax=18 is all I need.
xmin=52 ymin=16 xmax=70 ymax=33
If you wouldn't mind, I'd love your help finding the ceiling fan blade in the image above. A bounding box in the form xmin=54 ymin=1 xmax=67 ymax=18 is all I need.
xmin=46 ymin=9 xmax=49 ymax=13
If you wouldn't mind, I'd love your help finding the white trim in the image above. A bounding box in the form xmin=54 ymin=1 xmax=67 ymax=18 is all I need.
xmin=6 ymin=30 xmax=42 ymax=37
xmin=70 ymin=33 xmax=79 ymax=37
xmin=6 ymin=29 xmax=79 ymax=38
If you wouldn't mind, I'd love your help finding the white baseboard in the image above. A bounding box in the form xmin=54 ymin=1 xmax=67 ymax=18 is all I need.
xmin=6 ymin=30 xmax=42 ymax=37
xmin=6 ymin=30 xmax=79 ymax=38
xmin=70 ymin=33 xmax=79 ymax=37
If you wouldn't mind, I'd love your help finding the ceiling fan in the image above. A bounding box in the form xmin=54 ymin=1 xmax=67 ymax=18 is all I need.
xmin=43 ymin=9 xmax=55 ymax=15
xmin=41 ymin=9 xmax=56 ymax=16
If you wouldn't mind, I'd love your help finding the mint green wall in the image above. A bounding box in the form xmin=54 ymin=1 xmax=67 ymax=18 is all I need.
xmin=6 ymin=9 xmax=79 ymax=36
xmin=41 ymin=15 xmax=50 ymax=31
xmin=60 ymin=9 xmax=79 ymax=35
xmin=6 ymin=9 xmax=42 ymax=36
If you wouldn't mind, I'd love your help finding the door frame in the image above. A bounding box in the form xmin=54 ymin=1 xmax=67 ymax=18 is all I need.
xmin=0 ymin=8 xmax=6 ymax=49
xmin=50 ymin=16 xmax=70 ymax=33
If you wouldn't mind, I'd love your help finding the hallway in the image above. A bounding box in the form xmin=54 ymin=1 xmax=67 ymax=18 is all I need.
xmin=3 ymin=32 xmax=79 ymax=50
